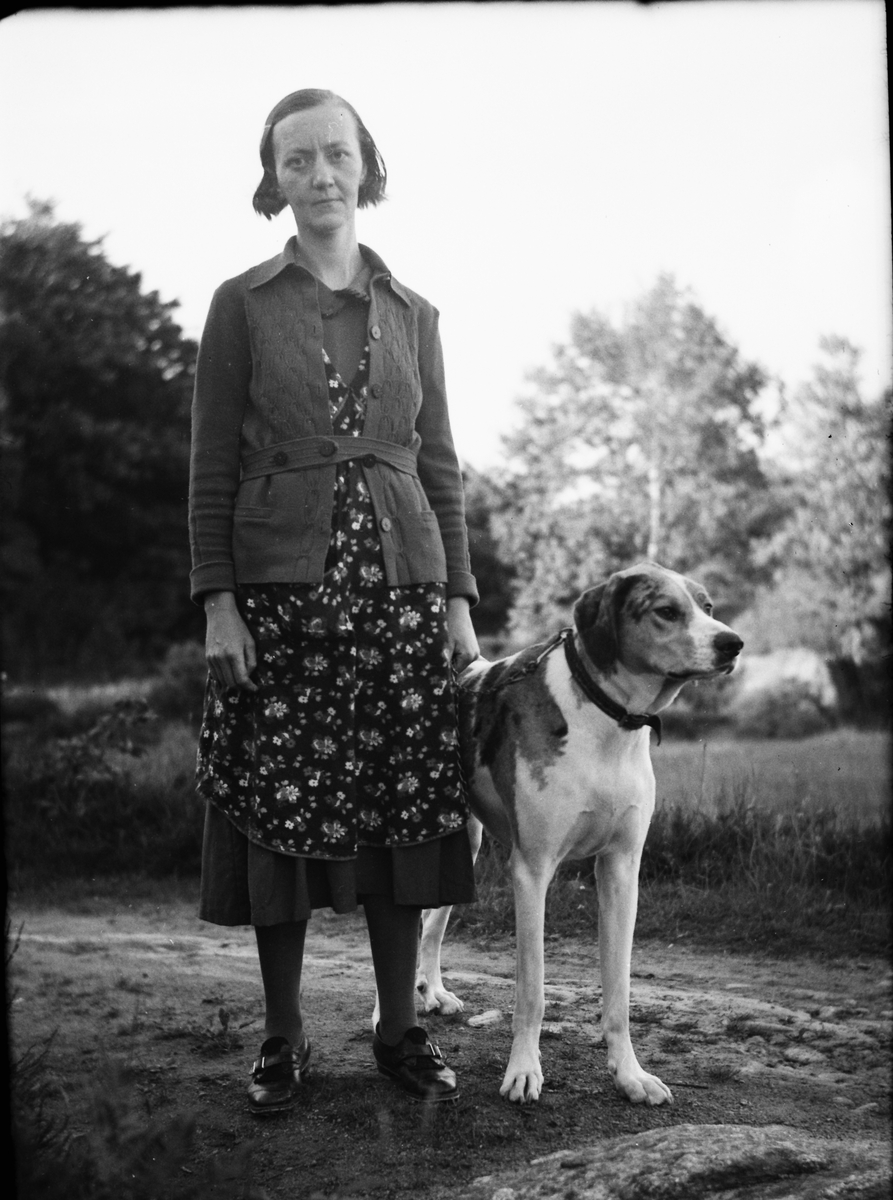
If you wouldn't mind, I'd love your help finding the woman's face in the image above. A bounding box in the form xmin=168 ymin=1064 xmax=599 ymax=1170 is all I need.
xmin=271 ymin=103 xmax=366 ymax=237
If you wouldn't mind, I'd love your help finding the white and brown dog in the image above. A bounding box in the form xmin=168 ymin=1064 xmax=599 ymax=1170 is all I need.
xmin=415 ymin=562 xmax=743 ymax=1105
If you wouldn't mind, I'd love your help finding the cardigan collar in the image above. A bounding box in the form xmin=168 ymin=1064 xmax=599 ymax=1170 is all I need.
xmin=246 ymin=237 xmax=411 ymax=306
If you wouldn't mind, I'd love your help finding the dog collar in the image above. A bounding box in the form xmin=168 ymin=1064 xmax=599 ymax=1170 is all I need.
xmin=563 ymin=632 xmax=662 ymax=744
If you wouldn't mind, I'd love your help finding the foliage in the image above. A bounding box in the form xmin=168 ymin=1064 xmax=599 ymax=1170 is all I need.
xmin=0 ymin=199 xmax=201 ymax=677
xmin=496 ymin=276 xmax=782 ymax=639
xmin=731 ymin=679 xmax=836 ymax=740
xmin=4 ymin=698 xmax=202 ymax=882
xmin=742 ymin=338 xmax=891 ymax=661
xmin=462 ymin=464 xmax=516 ymax=637
xmin=146 ymin=639 xmax=208 ymax=726
xmin=11 ymin=1054 xmax=264 ymax=1200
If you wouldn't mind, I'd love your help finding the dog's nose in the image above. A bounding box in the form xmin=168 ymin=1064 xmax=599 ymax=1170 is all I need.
xmin=714 ymin=631 xmax=744 ymax=659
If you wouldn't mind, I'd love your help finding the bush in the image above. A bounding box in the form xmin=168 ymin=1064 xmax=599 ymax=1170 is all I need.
xmin=145 ymin=640 xmax=208 ymax=726
xmin=732 ymin=680 xmax=836 ymax=739
xmin=5 ymin=699 xmax=203 ymax=882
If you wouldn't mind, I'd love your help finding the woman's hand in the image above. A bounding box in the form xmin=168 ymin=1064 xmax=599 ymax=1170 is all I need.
xmin=204 ymin=592 xmax=258 ymax=691
xmin=446 ymin=596 xmax=480 ymax=674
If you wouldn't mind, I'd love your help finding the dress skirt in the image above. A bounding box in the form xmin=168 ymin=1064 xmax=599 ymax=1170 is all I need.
xmin=199 ymin=801 xmax=475 ymax=926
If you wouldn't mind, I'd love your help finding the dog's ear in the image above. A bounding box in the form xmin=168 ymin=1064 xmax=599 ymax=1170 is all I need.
xmin=574 ymin=578 xmax=622 ymax=674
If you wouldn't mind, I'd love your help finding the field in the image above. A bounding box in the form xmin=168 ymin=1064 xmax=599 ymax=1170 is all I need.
xmin=652 ymin=730 xmax=890 ymax=827
xmin=5 ymin=695 xmax=889 ymax=959
xmin=6 ymin=699 xmax=891 ymax=1200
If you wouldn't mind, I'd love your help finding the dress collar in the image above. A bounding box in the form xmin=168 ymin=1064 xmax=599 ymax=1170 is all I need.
xmin=246 ymin=237 xmax=409 ymax=306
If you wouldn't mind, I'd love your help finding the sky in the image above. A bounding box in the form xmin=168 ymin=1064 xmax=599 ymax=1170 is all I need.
xmin=0 ymin=1 xmax=889 ymax=468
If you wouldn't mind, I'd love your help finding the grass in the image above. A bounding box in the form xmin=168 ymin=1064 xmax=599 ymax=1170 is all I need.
xmin=652 ymin=729 xmax=890 ymax=827
xmin=453 ymin=730 xmax=890 ymax=959
xmin=4 ymin=689 xmax=890 ymax=958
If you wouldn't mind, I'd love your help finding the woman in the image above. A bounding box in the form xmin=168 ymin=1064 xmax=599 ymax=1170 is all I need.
xmin=189 ymin=89 xmax=480 ymax=1113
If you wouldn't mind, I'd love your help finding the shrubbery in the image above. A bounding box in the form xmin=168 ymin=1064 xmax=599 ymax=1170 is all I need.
xmin=4 ymin=697 xmax=203 ymax=883
xmin=145 ymin=640 xmax=208 ymax=726
xmin=732 ymin=680 xmax=836 ymax=739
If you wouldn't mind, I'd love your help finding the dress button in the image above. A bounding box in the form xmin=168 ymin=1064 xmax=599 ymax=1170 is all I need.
xmin=272 ymin=451 xmax=288 ymax=466
xmin=370 ymin=324 xmax=381 ymax=340
xmin=320 ymin=439 xmax=337 ymax=457
xmin=379 ymin=516 xmax=392 ymax=532
xmin=362 ymin=454 xmax=378 ymax=467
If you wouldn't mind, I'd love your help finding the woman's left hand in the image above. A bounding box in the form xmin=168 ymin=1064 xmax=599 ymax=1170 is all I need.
xmin=446 ymin=596 xmax=480 ymax=674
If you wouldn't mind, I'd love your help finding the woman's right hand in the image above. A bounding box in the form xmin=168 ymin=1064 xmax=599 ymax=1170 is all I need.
xmin=204 ymin=592 xmax=258 ymax=692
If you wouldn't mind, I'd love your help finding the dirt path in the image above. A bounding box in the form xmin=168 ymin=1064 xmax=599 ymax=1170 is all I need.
xmin=8 ymin=897 xmax=891 ymax=1199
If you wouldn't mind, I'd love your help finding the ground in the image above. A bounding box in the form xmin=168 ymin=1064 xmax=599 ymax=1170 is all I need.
xmin=7 ymin=892 xmax=891 ymax=1199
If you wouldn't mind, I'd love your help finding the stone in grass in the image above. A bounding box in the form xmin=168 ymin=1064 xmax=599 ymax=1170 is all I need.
xmin=467 ymin=1010 xmax=503 ymax=1027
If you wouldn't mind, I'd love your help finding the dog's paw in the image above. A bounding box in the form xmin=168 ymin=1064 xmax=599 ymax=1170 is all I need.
xmin=416 ymin=975 xmax=465 ymax=1015
xmin=612 ymin=1064 xmax=673 ymax=1106
xmin=500 ymin=1061 xmax=543 ymax=1104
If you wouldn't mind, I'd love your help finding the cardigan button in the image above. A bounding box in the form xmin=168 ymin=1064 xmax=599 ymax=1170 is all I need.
xmin=370 ymin=324 xmax=381 ymax=340
xmin=320 ymin=439 xmax=337 ymax=457
xmin=371 ymin=384 xmax=382 ymax=398
xmin=272 ymin=451 xmax=288 ymax=466
xmin=379 ymin=516 xmax=392 ymax=532
xmin=362 ymin=454 xmax=378 ymax=467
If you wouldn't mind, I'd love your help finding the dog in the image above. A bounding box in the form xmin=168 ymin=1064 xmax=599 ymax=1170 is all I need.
xmin=413 ymin=562 xmax=743 ymax=1104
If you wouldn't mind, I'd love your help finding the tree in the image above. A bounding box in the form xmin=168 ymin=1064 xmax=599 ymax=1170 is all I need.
xmin=0 ymin=200 xmax=199 ymax=676
xmin=498 ymin=276 xmax=783 ymax=639
xmin=461 ymin=464 xmax=515 ymax=641
xmin=742 ymin=337 xmax=891 ymax=661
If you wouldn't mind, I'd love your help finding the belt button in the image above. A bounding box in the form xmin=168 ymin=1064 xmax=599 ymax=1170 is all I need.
xmin=272 ymin=451 xmax=288 ymax=466
xmin=379 ymin=516 xmax=392 ymax=532
xmin=320 ymin=439 xmax=337 ymax=457
xmin=370 ymin=324 xmax=381 ymax=340
xmin=362 ymin=454 xmax=378 ymax=467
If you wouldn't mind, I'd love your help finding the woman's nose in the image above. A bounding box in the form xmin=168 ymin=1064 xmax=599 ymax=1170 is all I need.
xmin=311 ymin=157 xmax=334 ymax=188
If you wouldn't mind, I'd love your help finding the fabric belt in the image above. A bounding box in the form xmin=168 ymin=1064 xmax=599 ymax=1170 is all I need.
xmin=241 ymin=435 xmax=419 ymax=481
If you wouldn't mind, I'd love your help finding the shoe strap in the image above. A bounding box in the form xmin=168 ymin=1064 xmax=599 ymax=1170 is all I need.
xmin=399 ymin=1040 xmax=445 ymax=1066
xmin=252 ymin=1041 xmax=308 ymax=1075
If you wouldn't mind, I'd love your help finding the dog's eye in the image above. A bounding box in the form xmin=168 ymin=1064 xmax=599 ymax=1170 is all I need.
xmin=703 ymin=603 xmax=714 ymax=615
xmin=655 ymin=606 xmax=679 ymax=622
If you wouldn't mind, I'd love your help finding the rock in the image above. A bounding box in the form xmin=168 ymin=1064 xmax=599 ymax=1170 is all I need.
xmin=783 ymin=1046 xmax=827 ymax=1065
xmin=458 ymin=1124 xmax=890 ymax=1200
xmin=467 ymin=1009 xmax=503 ymax=1027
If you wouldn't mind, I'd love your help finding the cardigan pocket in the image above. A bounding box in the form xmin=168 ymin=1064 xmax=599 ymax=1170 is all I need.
xmin=393 ymin=509 xmax=448 ymax=583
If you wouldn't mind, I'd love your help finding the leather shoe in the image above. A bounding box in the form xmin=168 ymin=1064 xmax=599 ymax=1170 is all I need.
xmin=373 ymin=1025 xmax=458 ymax=1103
xmin=246 ymin=1035 xmax=311 ymax=1115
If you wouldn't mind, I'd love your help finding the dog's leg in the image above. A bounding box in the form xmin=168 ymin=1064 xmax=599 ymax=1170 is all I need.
xmin=500 ymin=851 xmax=552 ymax=1103
xmin=371 ymin=818 xmax=484 ymax=1028
xmin=416 ymin=816 xmax=484 ymax=1014
xmin=595 ymin=851 xmax=673 ymax=1106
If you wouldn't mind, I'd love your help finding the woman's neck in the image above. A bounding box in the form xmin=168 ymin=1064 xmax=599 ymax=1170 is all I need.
xmin=294 ymin=225 xmax=363 ymax=290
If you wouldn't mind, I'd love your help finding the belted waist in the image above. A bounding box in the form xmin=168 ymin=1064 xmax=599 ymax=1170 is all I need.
xmin=241 ymin=435 xmax=419 ymax=481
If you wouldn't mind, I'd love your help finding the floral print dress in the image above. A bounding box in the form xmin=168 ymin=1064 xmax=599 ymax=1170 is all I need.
xmin=196 ymin=346 xmax=468 ymax=861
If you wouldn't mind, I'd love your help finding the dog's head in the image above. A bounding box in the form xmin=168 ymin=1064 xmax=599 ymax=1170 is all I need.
xmin=573 ymin=562 xmax=743 ymax=681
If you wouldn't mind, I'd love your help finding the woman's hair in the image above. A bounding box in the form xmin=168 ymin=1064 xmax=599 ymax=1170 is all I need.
xmin=253 ymin=88 xmax=387 ymax=219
